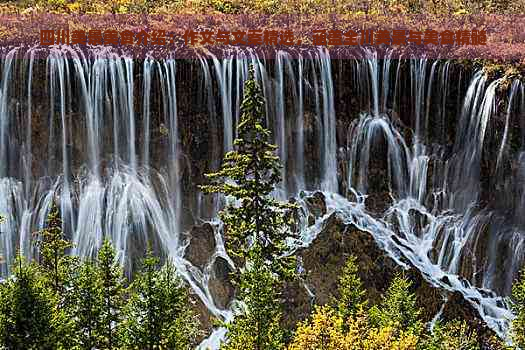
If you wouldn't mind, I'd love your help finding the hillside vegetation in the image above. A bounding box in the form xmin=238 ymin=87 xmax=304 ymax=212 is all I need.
xmin=0 ymin=0 xmax=524 ymax=15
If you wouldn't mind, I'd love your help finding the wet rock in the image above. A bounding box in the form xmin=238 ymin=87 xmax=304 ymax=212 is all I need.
xmin=184 ymin=223 xmax=216 ymax=269
xmin=346 ymin=188 xmax=359 ymax=203
xmin=191 ymin=296 xmax=215 ymax=344
xmin=365 ymin=134 xmax=392 ymax=213
xmin=440 ymin=275 xmax=452 ymax=287
xmin=304 ymin=191 xmax=327 ymax=225
xmin=429 ymin=225 xmax=447 ymax=263
xmin=288 ymin=197 xmax=303 ymax=232
xmin=366 ymin=190 xmax=393 ymax=214
xmin=338 ymin=152 xmax=348 ymax=194
xmin=286 ymin=211 xmax=491 ymax=337
xmin=407 ymin=207 xmax=429 ymax=237
xmin=189 ymin=257 xmax=234 ymax=343
xmin=186 ymin=198 xmax=498 ymax=346
xmin=471 ymin=224 xmax=492 ymax=287
xmin=208 ymin=256 xmax=235 ymax=309
xmin=305 ymin=191 xmax=327 ymax=217
xmin=293 ymin=213 xmax=401 ymax=311
xmin=442 ymin=291 xmax=481 ymax=322
xmin=391 ymin=234 xmax=413 ymax=252
xmin=404 ymin=269 xmax=443 ymax=322
xmin=303 ymin=111 xmax=322 ymax=179
xmin=282 ymin=279 xmax=313 ymax=330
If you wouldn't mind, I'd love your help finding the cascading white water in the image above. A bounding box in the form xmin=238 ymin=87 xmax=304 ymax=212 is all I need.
xmin=0 ymin=46 xmax=524 ymax=347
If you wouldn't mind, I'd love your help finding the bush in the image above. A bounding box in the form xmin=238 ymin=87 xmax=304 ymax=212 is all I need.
xmin=288 ymin=305 xmax=350 ymax=350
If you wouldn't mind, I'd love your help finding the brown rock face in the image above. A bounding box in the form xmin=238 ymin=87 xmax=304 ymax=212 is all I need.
xmin=296 ymin=212 xmax=416 ymax=310
xmin=285 ymin=193 xmax=497 ymax=344
xmin=191 ymin=192 xmax=497 ymax=346
xmin=282 ymin=278 xmax=314 ymax=331
xmin=185 ymin=222 xmax=216 ymax=269
xmin=192 ymin=297 xmax=216 ymax=344
xmin=304 ymin=191 xmax=328 ymax=225
xmin=208 ymin=256 xmax=235 ymax=310
xmin=187 ymin=257 xmax=235 ymax=345
xmin=183 ymin=222 xmax=225 ymax=343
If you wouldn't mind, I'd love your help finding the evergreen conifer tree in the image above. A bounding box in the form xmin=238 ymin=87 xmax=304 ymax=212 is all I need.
xmin=67 ymin=261 xmax=105 ymax=349
xmin=120 ymin=253 xmax=200 ymax=349
xmin=35 ymin=204 xmax=76 ymax=294
xmin=200 ymin=65 xmax=297 ymax=280
xmin=369 ymin=274 xmax=423 ymax=333
xmin=0 ymin=256 xmax=55 ymax=350
xmin=35 ymin=204 xmax=78 ymax=349
xmin=333 ymin=255 xmax=367 ymax=321
xmin=201 ymin=65 xmax=298 ymax=350
xmin=223 ymin=248 xmax=286 ymax=350
xmin=97 ymin=239 xmax=125 ymax=349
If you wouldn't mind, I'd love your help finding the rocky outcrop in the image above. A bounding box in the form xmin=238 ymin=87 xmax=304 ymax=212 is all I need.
xmin=303 ymin=190 xmax=328 ymax=225
xmin=188 ymin=191 xmax=497 ymax=346
xmin=285 ymin=191 xmax=497 ymax=344
xmin=293 ymin=211 xmax=441 ymax=314
xmin=192 ymin=298 xmax=216 ymax=344
xmin=208 ymin=256 xmax=235 ymax=310
xmin=441 ymin=292 xmax=498 ymax=347
xmin=185 ymin=223 xmax=216 ymax=268
xmin=184 ymin=223 xmax=221 ymax=342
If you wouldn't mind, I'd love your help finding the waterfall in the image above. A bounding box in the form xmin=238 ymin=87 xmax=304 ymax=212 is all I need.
xmin=295 ymin=56 xmax=305 ymax=191
xmin=275 ymin=51 xmax=290 ymax=195
xmin=1 ymin=46 xmax=525 ymax=346
xmin=318 ymin=48 xmax=337 ymax=193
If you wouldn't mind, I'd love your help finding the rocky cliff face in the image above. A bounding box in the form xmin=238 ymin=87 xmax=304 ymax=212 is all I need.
xmin=1 ymin=52 xmax=522 ymax=345
xmin=185 ymin=192 xmax=498 ymax=345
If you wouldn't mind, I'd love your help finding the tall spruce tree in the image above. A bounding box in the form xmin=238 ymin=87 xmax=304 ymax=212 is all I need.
xmin=222 ymin=248 xmax=286 ymax=350
xmin=201 ymin=65 xmax=297 ymax=350
xmin=369 ymin=274 xmax=423 ymax=334
xmin=0 ymin=256 xmax=55 ymax=350
xmin=97 ymin=239 xmax=125 ymax=349
xmin=333 ymin=255 xmax=367 ymax=321
xmin=35 ymin=204 xmax=76 ymax=294
xmin=35 ymin=204 xmax=78 ymax=349
xmin=200 ymin=65 xmax=296 ymax=279
xmin=120 ymin=253 xmax=200 ymax=349
xmin=67 ymin=261 xmax=105 ymax=349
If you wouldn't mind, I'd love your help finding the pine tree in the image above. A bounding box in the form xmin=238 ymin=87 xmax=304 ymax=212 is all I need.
xmin=333 ymin=255 xmax=367 ymax=321
xmin=120 ymin=253 xmax=200 ymax=349
xmin=223 ymin=249 xmax=285 ymax=350
xmin=67 ymin=261 xmax=105 ymax=349
xmin=369 ymin=274 xmax=423 ymax=333
xmin=35 ymin=204 xmax=76 ymax=294
xmin=0 ymin=256 xmax=55 ymax=350
xmin=35 ymin=204 xmax=78 ymax=349
xmin=201 ymin=65 xmax=297 ymax=350
xmin=97 ymin=239 xmax=125 ymax=349
xmin=200 ymin=65 xmax=297 ymax=280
